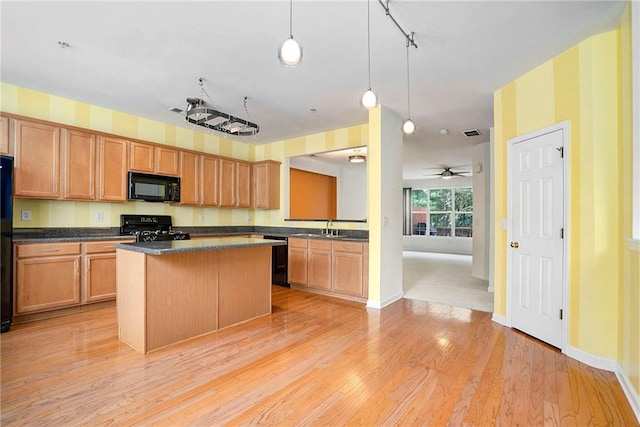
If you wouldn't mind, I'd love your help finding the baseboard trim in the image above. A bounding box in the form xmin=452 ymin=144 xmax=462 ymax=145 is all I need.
xmin=615 ymin=362 xmax=640 ymax=423
xmin=491 ymin=313 xmax=508 ymax=327
xmin=471 ymin=273 xmax=489 ymax=281
xmin=367 ymin=291 xmax=404 ymax=309
xmin=563 ymin=345 xmax=618 ymax=371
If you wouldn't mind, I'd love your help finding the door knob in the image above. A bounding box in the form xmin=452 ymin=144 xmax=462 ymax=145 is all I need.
xmin=510 ymin=241 xmax=519 ymax=248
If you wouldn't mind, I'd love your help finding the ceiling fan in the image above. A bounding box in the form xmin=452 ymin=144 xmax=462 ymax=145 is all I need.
xmin=423 ymin=166 xmax=471 ymax=180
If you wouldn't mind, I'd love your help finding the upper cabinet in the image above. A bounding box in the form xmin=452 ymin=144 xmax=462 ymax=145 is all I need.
xmin=179 ymin=151 xmax=200 ymax=205
xmin=130 ymin=141 xmax=178 ymax=176
xmin=219 ymin=158 xmax=236 ymax=207
xmin=13 ymin=119 xmax=61 ymax=199
xmin=236 ymin=161 xmax=252 ymax=208
xmin=0 ymin=116 xmax=10 ymax=155
xmin=252 ymin=160 xmax=281 ymax=210
xmin=201 ymin=155 xmax=220 ymax=206
xmin=62 ymin=129 xmax=96 ymax=200
xmin=98 ymin=136 xmax=128 ymax=201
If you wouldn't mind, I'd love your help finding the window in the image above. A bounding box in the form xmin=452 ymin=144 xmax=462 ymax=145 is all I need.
xmin=410 ymin=187 xmax=473 ymax=237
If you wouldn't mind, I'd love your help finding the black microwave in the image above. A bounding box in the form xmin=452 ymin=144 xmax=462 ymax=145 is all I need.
xmin=128 ymin=172 xmax=180 ymax=202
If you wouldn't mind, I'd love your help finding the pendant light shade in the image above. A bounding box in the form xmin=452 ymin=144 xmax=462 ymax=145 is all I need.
xmin=403 ymin=35 xmax=415 ymax=135
xmin=402 ymin=119 xmax=415 ymax=135
xmin=278 ymin=37 xmax=303 ymax=67
xmin=361 ymin=89 xmax=378 ymax=109
xmin=278 ymin=0 xmax=302 ymax=67
xmin=361 ymin=0 xmax=377 ymax=109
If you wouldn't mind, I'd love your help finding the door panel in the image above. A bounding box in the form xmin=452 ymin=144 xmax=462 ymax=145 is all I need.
xmin=509 ymin=127 xmax=564 ymax=348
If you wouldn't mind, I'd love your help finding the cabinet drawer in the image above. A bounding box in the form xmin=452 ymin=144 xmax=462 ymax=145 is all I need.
xmin=17 ymin=243 xmax=81 ymax=258
xmin=85 ymin=240 xmax=133 ymax=254
xmin=332 ymin=241 xmax=363 ymax=254
xmin=309 ymin=239 xmax=332 ymax=250
xmin=288 ymin=237 xmax=309 ymax=249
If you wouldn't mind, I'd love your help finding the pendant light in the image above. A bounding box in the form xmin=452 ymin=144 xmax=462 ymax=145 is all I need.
xmin=402 ymin=35 xmax=415 ymax=135
xmin=278 ymin=0 xmax=303 ymax=67
xmin=361 ymin=0 xmax=378 ymax=109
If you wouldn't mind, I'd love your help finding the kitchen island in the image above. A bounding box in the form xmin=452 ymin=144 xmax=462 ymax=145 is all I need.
xmin=115 ymin=238 xmax=286 ymax=354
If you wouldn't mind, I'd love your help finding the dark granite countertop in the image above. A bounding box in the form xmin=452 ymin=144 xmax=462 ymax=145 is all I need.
xmin=13 ymin=226 xmax=369 ymax=243
xmin=115 ymin=238 xmax=286 ymax=256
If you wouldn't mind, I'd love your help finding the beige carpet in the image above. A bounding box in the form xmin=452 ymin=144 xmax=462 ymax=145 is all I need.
xmin=403 ymin=251 xmax=494 ymax=313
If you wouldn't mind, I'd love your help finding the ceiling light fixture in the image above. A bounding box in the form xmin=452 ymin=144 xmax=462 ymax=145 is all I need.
xmin=184 ymin=79 xmax=259 ymax=137
xmin=361 ymin=0 xmax=378 ymax=109
xmin=349 ymin=149 xmax=366 ymax=163
xmin=277 ymin=0 xmax=303 ymax=67
xmin=402 ymin=33 xmax=416 ymax=135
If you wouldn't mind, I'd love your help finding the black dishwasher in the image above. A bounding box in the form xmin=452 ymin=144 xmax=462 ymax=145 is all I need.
xmin=263 ymin=235 xmax=289 ymax=287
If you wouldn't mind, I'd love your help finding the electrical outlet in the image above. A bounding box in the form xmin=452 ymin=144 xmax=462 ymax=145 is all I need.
xmin=21 ymin=210 xmax=31 ymax=221
xmin=96 ymin=212 xmax=104 ymax=222
xmin=198 ymin=214 xmax=204 ymax=223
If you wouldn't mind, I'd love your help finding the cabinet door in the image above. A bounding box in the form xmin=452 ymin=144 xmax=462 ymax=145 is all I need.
xmin=13 ymin=119 xmax=61 ymax=198
xmin=219 ymin=158 xmax=236 ymax=207
xmin=85 ymin=253 xmax=116 ymax=302
xmin=98 ymin=136 xmax=128 ymax=201
xmin=309 ymin=248 xmax=332 ymax=290
xmin=333 ymin=251 xmax=364 ymax=297
xmin=155 ymin=146 xmax=179 ymax=176
xmin=363 ymin=243 xmax=369 ymax=298
xmin=288 ymin=247 xmax=308 ymax=285
xmin=201 ymin=155 xmax=219 ymax=206
xmin=179 ymin=151 xmax=199 ymax=205
xmin=62 ymin=129 xmax=96 ymax=200
xmin=129 ymin=141 xmax=154 ymax=173
xmin=252 ymin=161 xmax=280 ymax=209
xmin=0 ymin=116 xmax=9 ymax=155
xmin=16 ymin=255 xmax=81 ymax=313
xmin=236 ymin=161 xmax=251 ymax=208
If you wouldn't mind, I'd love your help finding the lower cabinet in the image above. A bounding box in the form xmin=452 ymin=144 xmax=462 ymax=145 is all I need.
xmin=14 ymin=239 xmax=133 ymax=317
xmin=288 ymin=238 xmax=368 ymax=301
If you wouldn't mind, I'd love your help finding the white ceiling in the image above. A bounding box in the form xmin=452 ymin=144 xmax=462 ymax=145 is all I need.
xmin=0 ymin=1 xmax=626 ymax=180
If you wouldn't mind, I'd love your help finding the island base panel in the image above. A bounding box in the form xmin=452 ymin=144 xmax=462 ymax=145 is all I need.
xmin=146 ymin=251 xmax=219 ymax=352
xmin=218 ymin=246 xmax=272 ymax=329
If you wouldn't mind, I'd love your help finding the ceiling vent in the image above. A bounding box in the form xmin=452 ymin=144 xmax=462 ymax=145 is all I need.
xmin=463 ymin=129 xmax=481 ymax=137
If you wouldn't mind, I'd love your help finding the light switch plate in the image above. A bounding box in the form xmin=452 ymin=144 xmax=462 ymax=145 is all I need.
xmin=21 ymin=210 xmax=31 ymax=221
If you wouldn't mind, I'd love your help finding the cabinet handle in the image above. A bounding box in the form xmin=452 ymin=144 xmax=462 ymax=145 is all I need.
xmin=41 ymin=248 xmax=61 ymax=252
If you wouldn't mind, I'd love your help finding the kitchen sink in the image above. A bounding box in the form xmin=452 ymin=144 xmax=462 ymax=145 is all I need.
xmin=289 ymin=233 xmax=346 ymax=239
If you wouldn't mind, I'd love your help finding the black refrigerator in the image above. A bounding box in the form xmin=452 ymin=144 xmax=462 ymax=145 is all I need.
xmin=1 ymin=155 xmax=13 ymax=332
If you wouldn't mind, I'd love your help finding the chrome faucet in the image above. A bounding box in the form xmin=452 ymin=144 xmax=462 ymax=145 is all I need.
xmin=325 ymin=219 xmax=333 ymax=236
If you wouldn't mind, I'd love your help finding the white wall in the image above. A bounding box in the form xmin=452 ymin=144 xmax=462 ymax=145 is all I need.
xmin=471 ymin=142 xmax=491 ymax=281
xmin=289 ymin=156 xmax=367 ymax=220
xmin=402 ymin=176 xmax=474 ymax=255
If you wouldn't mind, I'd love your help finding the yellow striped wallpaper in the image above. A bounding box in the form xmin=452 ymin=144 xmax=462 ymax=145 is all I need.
xmin=493 ymin=2 xmax=638 ymax=396
xmin=0 ymin=82 xmax=368 ymax=230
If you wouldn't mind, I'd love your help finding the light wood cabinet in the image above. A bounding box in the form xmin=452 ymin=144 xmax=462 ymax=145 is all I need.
xmin=308 ymin=240 xmax=332 ymax=290
xmin=288 ymin=238 xmax=368 ymax=301
xmin=236 ymin=161 xmax=252 ymax=208
xmin=15 ymin=243 xmax=81 ymax=314
xmin=0 ymin=116 xmax=10 ymax=155
xmin=155 ymin=146 xmax=179 ymax=176
xmin=252 ymin=160 xmax=281 ymax=209
xmin=179 ymin=152 xmax=221 ymax=206
xmin=98 ymin=136 xmax=128 ymax=201
xmin=287 ymin=238 xmax=308 ymax=286
xmin=84 ymin=241 xmax=122 ymax=303
xmin=130 ymin=141 xmax=179 ymax=176
xmin=201 ymin=155 xmax=220 ymax=206
xmin=332 ymin=242 xmax=364 ymax=297
xmin=179 ymin=151 xmax=200 ymax=205
xmin=219 ymin=158 xmax=236 ymax=207
xmin=62 ymin=129 xmax=96 ymax=200
xmin=14 ymin=239 xmax=133 ymax=316
xmin=13 ymin=119 xmax=61 ymax=198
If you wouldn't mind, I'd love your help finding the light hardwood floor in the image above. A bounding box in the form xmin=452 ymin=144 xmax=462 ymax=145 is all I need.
xmin=1 ymin=286 xmax=637 ymax=426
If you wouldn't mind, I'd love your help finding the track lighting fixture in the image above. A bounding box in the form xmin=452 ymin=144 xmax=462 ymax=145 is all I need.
xmin=361 ymin=0 xmax=378 ymax=109
xmin=278 ymin=0 xmax=303 ymax=67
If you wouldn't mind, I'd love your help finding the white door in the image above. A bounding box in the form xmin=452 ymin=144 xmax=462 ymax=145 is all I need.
xmin=508 ymin=126 xmax=565 ymax=348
